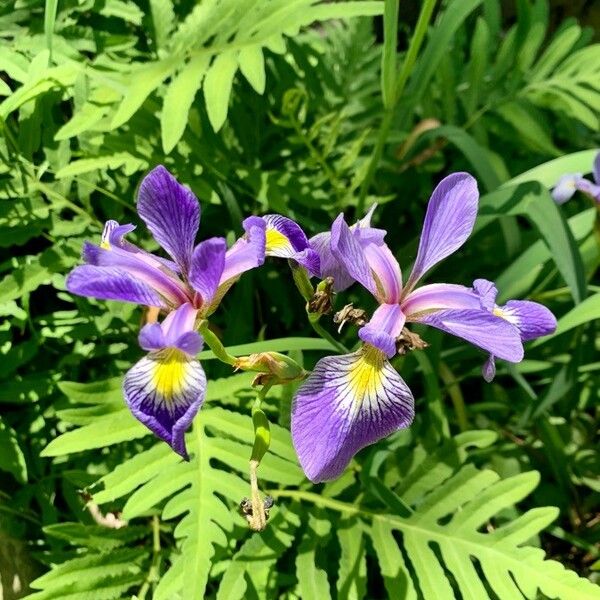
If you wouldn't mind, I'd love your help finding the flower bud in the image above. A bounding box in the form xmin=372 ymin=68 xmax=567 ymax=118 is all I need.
xmin=234 ymin=352 xmax=306 ymax=385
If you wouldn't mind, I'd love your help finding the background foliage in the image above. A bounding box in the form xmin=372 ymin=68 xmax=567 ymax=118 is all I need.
xmin=0 ymin=0 xmax=599 ymax=598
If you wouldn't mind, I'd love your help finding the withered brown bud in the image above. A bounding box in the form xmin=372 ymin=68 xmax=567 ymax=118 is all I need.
xmin=396 ymin=327 xmax=429 ymax=355
xmin=333 ymin=303 xmax=368 ymax=332
xmin=308 ymin=277 xmax=334 ymax=315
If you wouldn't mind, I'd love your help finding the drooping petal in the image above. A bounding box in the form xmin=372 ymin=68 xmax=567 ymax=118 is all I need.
xmin=496 ymin=300 xmax=557 ymax=341
xmin=219 ymin=216 xmax=266 ymax=285
xmin=402 ymin=283 xmax=481 ymax=317
xmin=123 ymin=348 xmax=206 ymax=459
xmin=330 ymin=214 xmax=378 ymax=298
xmin=482 ymin=355 xmax=496 ymax=382
xmin=82 ymin=242 xmax=191 ymax=306
xmin=414 ymin=309 xmax=524 ymax=362
xmin=173 ymin=331 xmax=203 ymax=356
xmin=137 ymin=166 xmax=200 ymax=274
xmin=406 ymin=173 xmax=479 ymax=291
xmin=575 ymin=177 xmax=600 ymax=199
xmin=66 ymin=265 xmax=166 ymax=308
xmin=139 ymin=323 xmax=166 ymax=351
xmin=189 ymin=237 xmax=227 ymax=308
xmin=358 ymin=303 xmax=406 ymax=358
xmin=291 ymin=345 xmax=414 ymax=482
xmin=363 ymin=243 xmax=402 ymax=303
xmin=551 ymin=174 xmax=582 ymax=205
xmin=262 ymin=214 xmax=320 ymax=276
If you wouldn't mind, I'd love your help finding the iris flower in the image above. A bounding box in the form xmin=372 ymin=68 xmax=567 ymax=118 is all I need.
xmin=292 ymin=173 xmax=556 ymax=482
xmin=66 ymin=166 xmax=266 ymax=457
xmin=551 ymin=152 xmax=600 ymax=204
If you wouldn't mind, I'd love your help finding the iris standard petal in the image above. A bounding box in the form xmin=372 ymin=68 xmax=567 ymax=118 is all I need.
xmin=137 ymin=166 xmax=200 ymax=274
xmin=66 ymin=265 xmax=166 ymax=308
xmin=358 ymin=303 xmax=406 ymax=358
xmin=189 ymin=237 xmax=227 ymax=309
xmin=123 ymin=348 xmax=206 ymax=459
xmin=363 ymin=243 xmax=402 ymax=303
xmin=402 ymin=283 xmax=481 ymax=317
xmin=331 ymin=214 xmax=378 ymax=298
xmin=406 ymin=173 xmax=479 ymax=291
xmin=414 ymin=309 xmax=524 ymax=362
xmin=291 ymin=345 xmax=414 ymax=482
xmin=261 ymin=214 xmax=320 ymax=276
xmin=496 ymin=300 xmax=557 ymax=341
xmin=551 ymin=174 xmax=582 ymax=205
xmin=310 ymin=231 xmax=356 ymax=292
xmin=82 ymin=242 xmax=191 ymax=306
xmin=472 ymin=278 xmax=498 ymax=310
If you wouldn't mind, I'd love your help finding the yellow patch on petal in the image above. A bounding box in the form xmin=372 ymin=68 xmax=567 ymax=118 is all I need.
xmin=346 ymin=345 xmax=386 ymax=402
xmin=265 ymin=227 xmax=292 ymax=253
xmin=152 ymin=348 xmax=188 ymax=399
xmin=100 ymin=240 xmax=111 ymax=249
xmin=493 ymin=307 xmax=506 ymax=319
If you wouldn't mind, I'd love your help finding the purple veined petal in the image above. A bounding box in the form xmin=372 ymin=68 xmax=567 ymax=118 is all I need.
xmin=173 ymin=331 xmax=203 ymax=355
xmin=261 ymin=214 xmax=320 ymax=277
xmin=310 ymin=231 xmax=355 ymax=292
xmin=363 ymin=243 xmax=402 ymax=303
xmin=405 ymin=173 xmax=479 ymax=293
xmin=161 ymin=302 xmax=198 ymax=346
xmin=219 ymin=216 xmax=266 ymax=285
xmin=402 ymin=283 xmax=481 ymax=318
xmin=331 ymin=214 xmax=378 ymax=298
xmin=66 ymin=265 xmax=166 ymax=308
xmin=139 ymin=323 xmax=166 ymax=351
xmin=358 ymin=303 xmax=406 ymax=358
xmin=593 ymin=152 xmax=600 ymax=185
xmin=353 ymin=204 xmax=387 ymax=246
xmin=189 ymin=237 xmax=227 ymax=309
xmin=472 ymin=278 xmax=498 ymax=310
xmin=123 ymin=349 xmax=206 ymax=459
xmin=82 ymin=242 xmax=191 ymax=306
xmin=413 ymin=308 xmax=524 ymax=362
xmin=496 ymin=300 xmax=557 ymax=342
xmin=482 ymin=355 xmax=496 ymax=383
xmin=103 ymin=220 xmax=180 ymax=273
xmin=137 ymin=166 xmax=200 ymax=274
xmin=291 ymin=345 xmax=414 ymax=482
xmin=551 ymin=173 xmax=582 ymax=205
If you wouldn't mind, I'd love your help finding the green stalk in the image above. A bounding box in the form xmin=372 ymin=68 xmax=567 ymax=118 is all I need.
xmin=197 ymin=320 xmax=237 ymax=366
xmin=357 ymin=0 xmax=438 ymax=213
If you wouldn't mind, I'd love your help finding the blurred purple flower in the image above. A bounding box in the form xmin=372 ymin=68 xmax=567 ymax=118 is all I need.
xmin=292 ymin=173 xmax=556 ymax=482
xmin=551 ymin=152 xmax=600 ymax=204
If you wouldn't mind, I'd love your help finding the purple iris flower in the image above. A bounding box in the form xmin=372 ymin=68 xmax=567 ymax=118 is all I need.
xmin=310 ymin=204 xmax=386 ymax=291
xmin=291 ymin=172 xmax=556 ymax=482
xmin=66 ymin=166 xmax=266 ymax=457
xmin=259 ymin=214 xmax=321 ymax=276
xmin=551 ymin=152 xmax=600 ymax=204
xmin=124 ymin=302 xmax=205 ymax=459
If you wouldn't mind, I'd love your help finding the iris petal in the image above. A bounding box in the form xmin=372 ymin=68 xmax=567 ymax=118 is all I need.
xmin=359 ymin=304 xmax=406 ymax=358
xmin=124 ymin=348 xmax=206 ymax=459
xmin=137 ymin=166 xmax=200 ymax=274
xmin=189 ymin=237 xmax=227 ymax=309
xmin=66 ymin=265 xmax=166 ymax=308
xmin=291 ymin=346 xmax=414 ymax=482
xmin=406 ymin=173 xmax=479 ymax=292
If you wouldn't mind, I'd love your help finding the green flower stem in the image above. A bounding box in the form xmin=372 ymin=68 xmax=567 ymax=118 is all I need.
xmin=197 ymin=320 xmax=237 ymax=366
xmin=438 ymin=361 xmax=469 ymax=432
xmin=309 ymin=314 xmax=349 ymax=354
xmin=357 ymin=0 xmax=438 ymax=213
